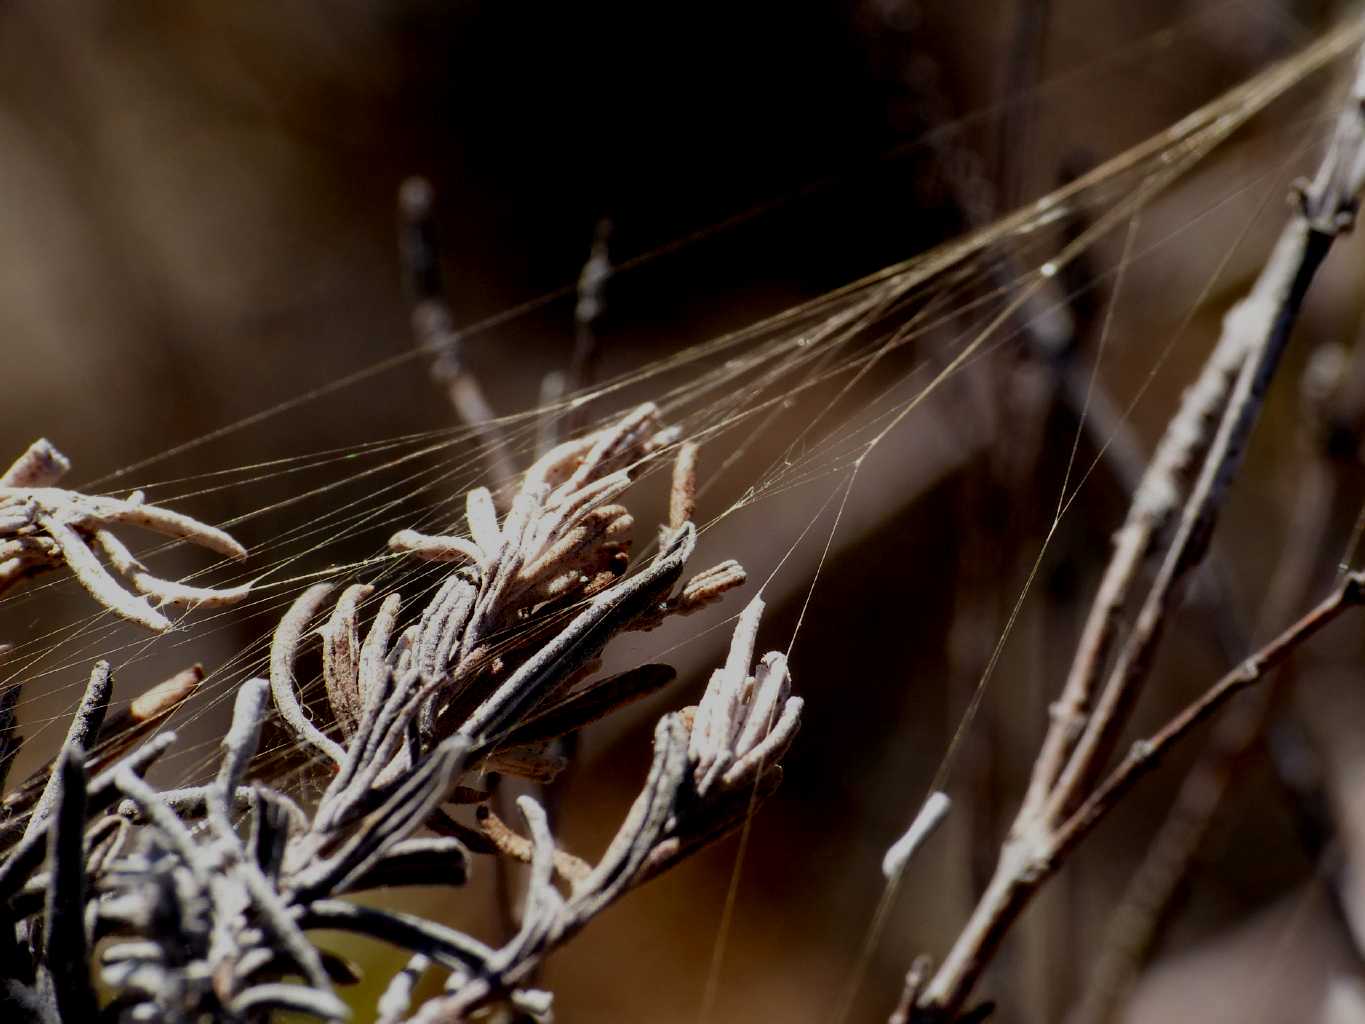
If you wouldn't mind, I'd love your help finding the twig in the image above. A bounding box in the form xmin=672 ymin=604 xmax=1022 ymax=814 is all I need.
xmin=1071 ymin=338 xmax=1356 ymax=1023
xmin=921 ymin=570 xmax=1365 ymax=1021
xmin=22 ymin=661 xmax=111 ymax=845
xmin=398 ymin=177 xmax=518 ymax=499
xmin=563 ymin=219 xmax=612 ymax=440
xmin=915 ymin=35 xmax=1365 ymax=1019
xmin=1055 ymin=571 xmax=1365 ymax=852
xmin=883 ymin=792 xmax=952 ymax=879
xmin=42 ymin=744 xmax=96 ymax=1022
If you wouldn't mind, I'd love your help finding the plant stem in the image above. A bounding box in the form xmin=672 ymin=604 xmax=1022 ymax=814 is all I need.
xmin=916 ymin=30 xmax=1365 ymax=1019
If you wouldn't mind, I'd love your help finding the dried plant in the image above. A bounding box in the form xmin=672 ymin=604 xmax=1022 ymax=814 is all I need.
xmin=11 ymin=10 xmax=1365 ymax=1024
xmin=0 ymin=404 xmax=799 ymax=1023
xmin=1 ymin=440 xmax=250 ymax=632
xmin=900 ymin=25 xmax=1365 ymax=1024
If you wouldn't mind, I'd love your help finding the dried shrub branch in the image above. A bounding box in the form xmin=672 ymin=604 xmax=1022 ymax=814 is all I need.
xmin=911 ymin=30 xmax=1365 ymax=1021
xmin=0 ymin=406 xmax=797 ymax=1023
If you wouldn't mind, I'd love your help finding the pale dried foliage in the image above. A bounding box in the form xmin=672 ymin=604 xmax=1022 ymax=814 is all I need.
xmin=0 ymin=406 xmax=799 ymax=1023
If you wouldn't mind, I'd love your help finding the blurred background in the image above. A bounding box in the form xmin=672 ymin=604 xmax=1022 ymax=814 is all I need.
xmin=4 ymin=1 xmax=1365 ymax=1021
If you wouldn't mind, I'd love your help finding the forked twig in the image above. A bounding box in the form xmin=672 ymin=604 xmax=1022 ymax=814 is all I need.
xmin=914 ymin=33 xmax=1365 ymax=1020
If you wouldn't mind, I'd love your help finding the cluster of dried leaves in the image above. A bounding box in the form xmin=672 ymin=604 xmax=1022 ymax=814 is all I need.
xmin=0 ymin=404 xmax=802 ymax=1022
